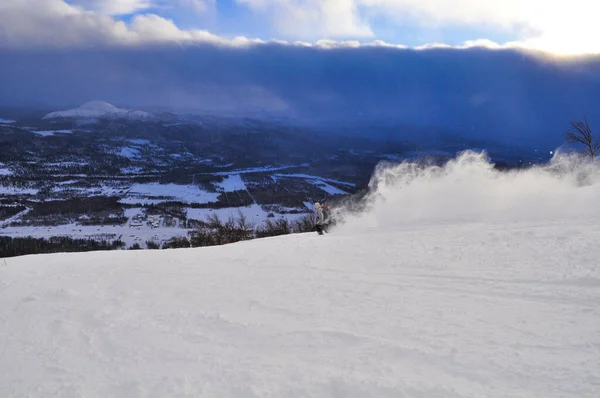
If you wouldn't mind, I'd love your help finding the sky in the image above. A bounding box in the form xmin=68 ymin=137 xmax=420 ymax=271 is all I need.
xmin=1 ymin=0 xmax=600 ymax=150
xmin=0 ymin=0 xmax=598 ymax=54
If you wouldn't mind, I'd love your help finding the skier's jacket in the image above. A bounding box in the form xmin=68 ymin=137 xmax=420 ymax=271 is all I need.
xmin=314 ymin=202 xmax=325 ymax=225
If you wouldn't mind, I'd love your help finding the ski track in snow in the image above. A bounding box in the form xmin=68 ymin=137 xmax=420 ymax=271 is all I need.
xmin=1 ymin=218 xmax=599 ymax=397
xmin=0 ymin=207 xmax=31 ymax=228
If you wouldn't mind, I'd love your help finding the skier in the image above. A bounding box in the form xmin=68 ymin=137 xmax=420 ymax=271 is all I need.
xmin=314 ymin=202 xmax=327 ymax=235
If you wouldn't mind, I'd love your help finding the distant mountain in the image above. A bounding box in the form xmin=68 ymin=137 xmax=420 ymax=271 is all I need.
xmin=43 ymin=101 xmax=153 ymax=120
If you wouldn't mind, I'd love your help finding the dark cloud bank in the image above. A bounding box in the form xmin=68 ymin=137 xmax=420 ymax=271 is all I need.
xmin=1 ymin=43 xmax=600 ymax=148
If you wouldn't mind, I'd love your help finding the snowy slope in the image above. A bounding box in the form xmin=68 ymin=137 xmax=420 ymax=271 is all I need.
xmin=43 ymin=101 xmax=152 ymax=120
xmin=1 ymin=151 xmax=600 ymax=397
xmin=2 ymin=219 xmax=599 ymax=397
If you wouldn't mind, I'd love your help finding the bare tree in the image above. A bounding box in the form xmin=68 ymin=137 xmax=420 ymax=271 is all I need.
xmin=564 ymin=117 xmax=600 ymax=159
xmin=235 ymin=210 xmax=255 ymax=241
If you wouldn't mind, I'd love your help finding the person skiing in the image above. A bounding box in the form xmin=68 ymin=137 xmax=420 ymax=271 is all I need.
xmin=314 ymin=202 xmax=327 ymax=235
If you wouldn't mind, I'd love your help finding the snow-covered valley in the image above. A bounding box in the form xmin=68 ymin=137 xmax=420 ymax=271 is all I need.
xmin=0 ymin=110 xmax=368 ymax=250
xmin=1 ymin=151 xmax=599 ymax=397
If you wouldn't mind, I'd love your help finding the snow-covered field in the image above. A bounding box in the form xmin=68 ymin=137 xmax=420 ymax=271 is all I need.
xmin=118 ymin=147 xmax=141 ymax=158
xmin=31 ymin=129 xmax=73 ymax=136
xmin=1 ymin=150 xmax=599 ymax=397
xmin=0 ymin=207 xmax=31 ymax=228
xmin=120 ymin=166 xmax=145 ymax=174
xmin=211 ymin=164 xmax=308 ymax=175
xmin=121 ymin=183 xmax=221 ymax=205
xmin=128 ymin=139 xmax=152 ymax=146
xmin=0 ymin=205 xmax=309 ymax=247
xmin=0 ymin=185 xmax=39 ymax=195
xmin=273 ymin=173 xmax=351 ymax=195
xmin=186 ymin=203 xmax=310 ymax=225
xmin=215 ymin=174 xmax=247 ymax=192
xmin=0 ymin=223 xmax=190 ymax=248
xmin=0 ymin=163 xmax=12 ymax=175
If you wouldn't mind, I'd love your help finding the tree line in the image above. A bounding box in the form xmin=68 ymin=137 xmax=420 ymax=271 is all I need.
xmin=0 ymin=212 xmax=318 ymax=258
xmin=153 ymin=211 xmax=317 ymax=249
xmin=0 ymin=236 xmax=125 ymax=258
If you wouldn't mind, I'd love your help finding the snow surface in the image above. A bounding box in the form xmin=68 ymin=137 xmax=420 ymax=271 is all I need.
xmin=128 ymin=139 xmax=152 ymax=146
xmin=118 ymin=147 xmax=141 ymax=159
xmin=0 ymin=207 xmax=308 ymax=246
xmin=0 ymin=224 xmax=189 ymax=247
xmin=0 ymin=207 xmax=31 ymax=228
xmin=274 ymin=173 xmax=356 ymax=187
xmin=118 ymin=198 xmax=171 ymax=205
xmin=0 ymin=117 xmax=15 ymax=124
xmin=315 ymin=181 xmax=347 ymax=195
xmin=50 ymin=184 xmax=126 ymax=197
xmin=123 ymin=183 xmax=220 ymax=204
xmin=43 ymin=101 xmax=152 ymax=120
xmin=0 ymin=186 xmax=39 ymax=195
xmin=2 ymin=150 xmax=600 ymax=397
xmin=0 ymin=162 xmax=10 ymax=176
xmin=186 ymin=204 xmax=308 ymax=225
xmin=31 ymin=129 xmax=73 ymax=136
xmin=46 ymin=161 xmax=88 ymax=167
xmin=211 ymin=164 xmax=307 ymax=176
xmin=215 ymin=174 xmax=247 ymax=192
xmin=273 ymin=173 xmax=350 ymax=195
xmin=120 ymin=166 xmax=144 ymax=174
xmin=2 ymin=220 xmax=599 ymax=396
xmin=124 ymin=208 xmax=144 ymax=219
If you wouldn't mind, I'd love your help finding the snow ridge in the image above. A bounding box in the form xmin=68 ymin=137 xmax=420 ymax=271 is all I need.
xmin=43 ymin=101 xmax=153 ymax=120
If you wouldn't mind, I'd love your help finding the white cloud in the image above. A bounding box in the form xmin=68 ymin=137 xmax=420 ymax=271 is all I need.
xmin=238 ymin=0 xmax=600 ymax=54
xmin=0 ymin=0 xmax=254 ymax=47
xmin=179 ymin=0 xmax=214 ymax=14
xmin=370 ymin=0 xmax=600 ymax=55
xmin=69 ymin=0 xmax=153 ymax=15
xmin=359 ymin=0 xmax=527 ymax=28
xmin=0 ymin=0 xmax=598 ymax=54
xmin=237 ymin=0 xmax=373 ymax=38
xmin=68 ymin=0 xmax=215 ymax=16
